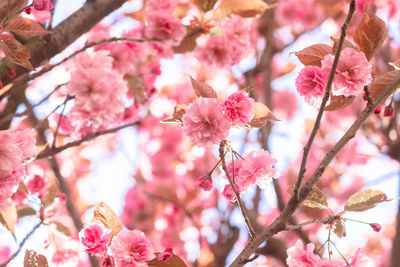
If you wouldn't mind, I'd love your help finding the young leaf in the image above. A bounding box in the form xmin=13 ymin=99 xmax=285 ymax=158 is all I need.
xmin=24 ymin=250 xmax=49 ymax=267
xmin=17 ymin=206 xmax=36 ymax=219
xmin=330 ymin=37 xmax=355 ymax=54
xmin=0 ymin=38 xmax=34 ymax=70
xmin=214 ymin=0 xmax=274 ymax=19
xmin=189 ymin=76 xmax=217 ymax=98
xmin=51 ymin=221 xmax=72 ymax=237
xmin=161 ymin=104 xmax=187 ymax=124
xmin=293 ymin=44 xmax=332 ymax=67
xmin=5 ymin=17 xmax=51 ymax=37
xmin=325 ymin=95 xmax=355 ymax=111
xmin=0 ymin=205 xmax=17 ymax=235
xmin=147 ymin=254 xmax=188 ymax=267
xmin=173 ymin=26 xmax=202 ymax=54
xmin=353 ymin=13 xmax=387 ymax=61
xmin=92 ymin=202 xmax=122 ymax=238
xmin=247 ymin=102 xmax=279 ymax=128
xmin=41 ymin=179 xmax=59 ymax=208
xmin=333 ymin=220 xmax=346 ymax=238
xmin=0 ymin=0 xmax=28 ymax=20
xmin=192 ymin=0 xmax=218 ymax=12
xmin=368 ymin=70 xmax=400 ymax=99
xmin=288 ymin=185 xmax=329 ymax=209
xmin=344 ymin=189 xmax=389 ymax=212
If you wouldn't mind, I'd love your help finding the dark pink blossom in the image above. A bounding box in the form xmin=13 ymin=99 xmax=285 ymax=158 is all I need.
xmin=33 ymin=0 xmax=54 ymax=11
xmin=195 ymin=174 xmax=213 ymax=191
xmin=79 ymin=223 xmax=111 ymax=255
xmin=221 ymin=92 xmax=255 ymax=126
xmin=295 ymin=66 xmax=328 ymax=107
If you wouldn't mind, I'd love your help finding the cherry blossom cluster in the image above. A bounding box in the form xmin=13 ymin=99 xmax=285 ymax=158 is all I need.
xmin=287 ymin=240 xmax=367 ymax=267
xmin=79 ymin=224 xmax=154 ymax=267
xmin=0 ymin=129 xmax=36 ymax=208
xmin=295 ymin=47 xmax=372 ymax=107
xmin=182 ymin=91 xmax=255 ymax=145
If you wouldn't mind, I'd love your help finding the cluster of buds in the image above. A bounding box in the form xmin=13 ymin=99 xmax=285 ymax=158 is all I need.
xmin=374 ymin=104 xmax=394 ymax=117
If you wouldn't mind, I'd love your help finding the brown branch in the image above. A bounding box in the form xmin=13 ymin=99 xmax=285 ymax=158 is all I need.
xmin=219 ymin=141 xmax=256 ymax=238
xmin=293 ymin=0 xmax=356 ymax=200
xmin=36 ymin=121 xmax=141 ymax=160
xmin=229 ymin=73 xmax=400 ymax=266
xmin=0 ymin=220 xmax=43 ymax=267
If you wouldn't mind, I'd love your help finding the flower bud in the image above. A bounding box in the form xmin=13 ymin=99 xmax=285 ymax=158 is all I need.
xmin=370 ymin=223 xmax=382 ymax=232
xmin=7 ymin=68 xmax=16 ymax=78
xmin=157 ymin=248 xmax=173 ymax=262
xmin=374 ymin=106 xmax=382 ymax=114
xmin=383 ymin=106 xmax=394 ymax=117
xmin=25 ymin=6 xmax=31 ymax=14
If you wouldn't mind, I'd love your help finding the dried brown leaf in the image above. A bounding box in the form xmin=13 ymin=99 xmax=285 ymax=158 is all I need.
xmin=0 ymin=205 xmax=17 ymax=234
xmin=247 ymin=102 xmax=279 ymax=128
xmin=189 ymin=76 xmax=217 ymax=98
xmin=92 ymin=202 xmax=122 ymax=238
xmin=5 ymin=17 xmax=51 ymax=37
xmin=368 ymin=70 xmax=400 ymax=99
xmin=192 ymin=0 xmax=218 ymax=12
xmin=51 ymin=221 xmax=71 ymax=237
xmin=353 ymin=13 xmax=387 ymax=60
xmin=344 ymin=189 xmax=389 ymax=212
xmin=330 ymin=37 xmax=355 ymax=54
xmin=24 ymin=250 xmax=49 ymax=267
xmin=41 ymin=179 xmax=59 ymax=208
xmin=0 ymin=38 xmax=34 ymax=70
xmin=288 ymin=186 xmax=329 ymax=209
xmin=293 ymin=44 xmax=332 ymax=67
xmin=325 ymin=95 xmax=355 ymax=111
xmin=17 ymin=206 xmax=36 ymax=219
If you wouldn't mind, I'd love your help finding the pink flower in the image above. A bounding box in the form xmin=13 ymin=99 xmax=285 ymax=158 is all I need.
xmin=286 ymin=240 xmax=321 ymax=266
xmin=101 ymin=255 xmax=115 ymax=267
xmin=195 ymin=174 xmax=213 ymax=191
xmin=145 ymin=12 xmax=186 ymax=45
xmin=13 ymin=129 xmax=36 ymax=159
xmin=295 ymin=66 xmax=328 ymax=107
xmin=195 ymin=35 xmax=244 ymax=68
xmin=26 ymin=175 xmax=47 ymax=195
xmin=221 ymin=92 xmax=255 ymax=126
xmin=79 ymin=224 xmax=111 ymax=255
xmin=33 ymin=0 xmax=54 ymax=11
xmin=0 ymin=131 xmax=23 ymax=178
xmin=157 ymin=248 xmax=173 ymax=262
xmin=182 ymin=98 xmax=230 ymax=145
xmin=109 ymin=230 xmax=154 ymax=267
xmin=0 ymin=167 xmax=25 ymax=208
xmin=348 ymin=249 xmax=368 ymax=267
xmin=321 ymin=48 xmax=372 ymax=97
xmin=221 ymin=185 xmax=236 ymax=202
xmin=276 ymin=0 xmax=323 ymax=31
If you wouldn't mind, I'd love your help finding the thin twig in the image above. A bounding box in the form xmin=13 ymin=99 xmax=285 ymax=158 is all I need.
xmin=0 ymin=220 xmax=43 ymax=267
xmin=51 ymin=97 xmax=68 ymax=148
xmin=219 ymin=141 xmax=256 ymax=238
xmin=292 ymin=0 xmax=356 ymax=200
xmin=36 ymin=121 xmax=141 ymax=160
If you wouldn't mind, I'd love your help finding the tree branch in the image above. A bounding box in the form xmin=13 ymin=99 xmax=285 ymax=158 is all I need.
xmin=0 ymin=220 xmax=43 ymax=267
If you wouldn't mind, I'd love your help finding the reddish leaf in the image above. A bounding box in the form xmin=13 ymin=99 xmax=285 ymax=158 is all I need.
xmin=368 ymin=70 xmax=400 ymax=99
xmin=330 ymin=37 xmax=355 ymax=54
xmin=247 ymin=102 xmax=279 ymax=128
xmin=5 ymin=17 xmax=51 ymax=37
xmin=147 ymin=254 xmax=188 ymax=267
xmin=189 ymin=76 xmax=217 ymax=98
xmin=92 ymin=202 xmax=122 ymax=238
xmin=293 ymin=44 xmax=332 ymax=67
xmin=325 ymin=95 xmax=355 ymax=111
xmin=24 ymin=250 xmax=49 ymax=267
xmin=41 ymin=179 xmax=59 ymax=208
xmin=0 ymin=38 xmax=34 ymax=70
xmin=353 ymin=13 xmax=387 ymax=60
xmin=333 ymin=220 xmax=346 ymax=238
xmin=0 ymin=0 xmax=28 ymax=19
xmin=173 ymin=26 xmax=202 ymax=53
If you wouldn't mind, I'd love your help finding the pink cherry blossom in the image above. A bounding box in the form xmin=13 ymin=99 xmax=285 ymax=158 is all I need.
xmin=276 ymin=0 xmax=323 ymax=31
xmin=348 ymin=249 xmax=368 ymax=267
xmin=182 ymin=98 xmax=230 ymax=145
xmin=286 ymin=240 xmax=320 ymax=266
xmin=195 ymin=174 xmax=213 ymax=191
xmin=145 ymin=12 xmax=186 ymax=45
xmin=101 ymin=255 xmax=115 ymax=267
xmin=0 ymin=167 xmax=25 ymax=208
xmin=321 ymin=48 xmax=372 ymax=97
xmin=0 ymin=131 xmax=23 ymax=178
xmin=79 ymin=223 xmax=111 ymax=255
xmin=295 ymin=66 xmax=328 ymax=107
xmin=221 ymin=92 xmax=255 ymax=126
xmin=33 ymin=0 xmax=54 ymax=11
xmin=157 ymin=248 xmax=173 ymax=262
xmin=109 ymin=230 xmax=154 ymax=267
xmin=221 ymin=185 xmax=237 ymax=202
